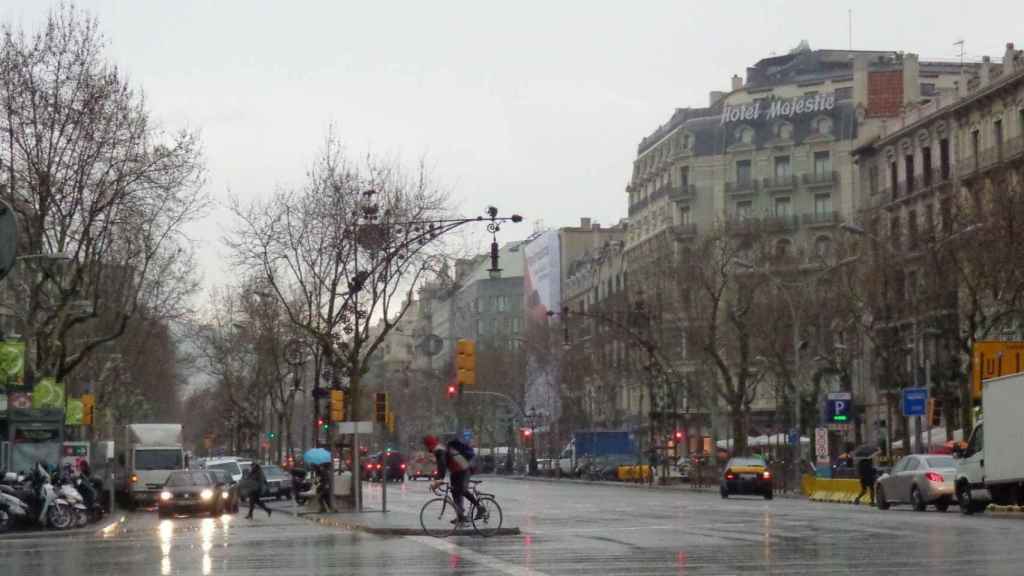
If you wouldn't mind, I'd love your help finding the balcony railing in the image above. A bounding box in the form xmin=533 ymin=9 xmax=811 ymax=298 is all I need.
xmin=1007 ymin=136 xmax=1024 ymax=160
xmin=802 ymin=211 xmax=841 ymax=226
xmin=762 ymin=174 xmax=798 ymax=191
xmin=669 ymin=184 xmax=697 ymax=202
xmin=725 ymin=179 xmax=758 ymax=195
xmin=628 ymin=195 xmax=650 ymax=216
xmin=670 ymin=222 xmax=698 ymax=238
xmin=763 ymin=214 xmax=800 ymax=232
xmin=802 ymin=171 xmax=838 ymax=187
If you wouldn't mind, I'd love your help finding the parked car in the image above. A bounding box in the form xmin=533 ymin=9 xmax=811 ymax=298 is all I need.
xmin=262 ymin=465 xmax=292 ymax=500
xmin=158 ymin=471 xmax=222 ymax=518
xmin=720 ymin=457 xmax=773 ymax=500
xmin=363 ymin=453 xmax=382 ymax=481
xmin=202 ymin=458 xmax=249 ymax=483
xmin=407 ymin=452 xmax=437 ymax=480
xmin=876 ymin=454 xmax=957 ymax=512
xmin=206 ymin=469 xmax=240 ymax=513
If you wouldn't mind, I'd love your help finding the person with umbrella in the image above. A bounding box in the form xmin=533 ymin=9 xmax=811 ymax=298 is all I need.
xmin=303 ymin=448 xmax=334 ymax=513
xmin=853 ymin=444 xmax=881 ymax=505
xmin=242 ymin=462 xmax=272 ymax=519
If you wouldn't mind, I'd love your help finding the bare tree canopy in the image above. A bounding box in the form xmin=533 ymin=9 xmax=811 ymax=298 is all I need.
xmin=226 ymin=131 xmax=452 ymax=421
xmin=0 ymin=3 xmax=208 ymax=382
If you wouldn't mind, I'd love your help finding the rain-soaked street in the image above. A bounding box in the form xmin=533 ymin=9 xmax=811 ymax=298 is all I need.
xmin=3 ymin=477 xmax=1024 ymax=575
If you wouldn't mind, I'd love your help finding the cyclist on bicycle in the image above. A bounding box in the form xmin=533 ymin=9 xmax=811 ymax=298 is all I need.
xmin=424 ymin=435 xmax=481 ymax=523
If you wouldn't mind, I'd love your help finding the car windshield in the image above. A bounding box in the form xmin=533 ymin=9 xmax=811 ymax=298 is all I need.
xmin=207 ymin=462 xmax=242 ymax=476
xmin=729 ymin=458 xmax=766 ymax=468
xmin=239 ymin=462 xmax=252 ymax=475
xmin=263 ymin=465 xmax=286 ymax=478
xmin=208 ymin=470 xmax=231 ymax=483
xmin=165 ymin=472 xmax=211 ymax=487
xmin=135 ymin=449 xmax=183 ymax=471
xmin=926 ymin=456 xmax=956 ymax=469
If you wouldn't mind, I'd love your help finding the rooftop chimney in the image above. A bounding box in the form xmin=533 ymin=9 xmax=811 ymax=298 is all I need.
xmin=580 ymin=217 xmax=592 ymax=229
xmin=731 ymin=74 xmax=743 ymax=91
xmin=902 ymin=53 xmax=920 ymax=104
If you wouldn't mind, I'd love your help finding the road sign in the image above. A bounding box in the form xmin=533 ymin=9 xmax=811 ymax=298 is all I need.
xmin=814 ymin=427 xmax=829 ymax=465
xmin=825 ymin=392 xmax=853 ymax=424
xmin=788 ymin=429 xmax=799 ymax=446
xmin=462 ymin=428 xmax=473 ymax=443
xmin=902 ymin=387 xmax=929 ymax=417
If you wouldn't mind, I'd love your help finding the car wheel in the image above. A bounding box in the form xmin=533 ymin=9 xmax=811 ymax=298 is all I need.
xmin=958 ymin=483 xmax=976 ymax=515
xmin=935 ymin=500 xmax=950 ymax=512
xmin=876 ymin=485 xmax=890 ymax=510
xmin=720 ymin=487 xmax=729 ymax=499
xmin=911 ymin=486 xmax=927 ymax=512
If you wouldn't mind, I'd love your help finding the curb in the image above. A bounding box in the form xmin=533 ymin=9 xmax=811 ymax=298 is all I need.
xmin=274 ymin=504 xmax=521 ymax=537
xmin=0 ymin=515 xmax=124 ymax=541
xmin=988 ymin=504 xmax=1024 ymax=515
xmin=509 ymin=475 xmax=806 ymax=499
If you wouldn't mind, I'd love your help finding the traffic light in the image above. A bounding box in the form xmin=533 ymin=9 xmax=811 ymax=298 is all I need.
xmin=81 ymin=394 xmax=95 ymax=426
xmin=521 ymin=427 xmax=532 ymax=439
xmin=928 ymin=398 xmax=943 ymax=427
xmin=266 ymin=431 xmax=277 ymax=440
xmin=317 ymin=417 xmax=328 ymax=432
xmin=447 ymin=383 xmax=457 ymax=399
xmin=374 ymin=392 xmax=389 ymax=424
xmin=455 ymin=339 xmax=476 ymax=387
xmin=674 ymin=430 xmax=683 ymax=442
xmin=329 ymin=389 xmax=345 ymax=422
xmin=386 ymin=411 xmax=396 ymax=434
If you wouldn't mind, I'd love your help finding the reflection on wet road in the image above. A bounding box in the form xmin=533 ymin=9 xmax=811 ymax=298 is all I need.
xmin=3 ymin=477 xmax=1024 ymax=575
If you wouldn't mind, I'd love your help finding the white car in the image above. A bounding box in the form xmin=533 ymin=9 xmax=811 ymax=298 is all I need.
xmin=201 ymin=458 xmax=253 ymax=483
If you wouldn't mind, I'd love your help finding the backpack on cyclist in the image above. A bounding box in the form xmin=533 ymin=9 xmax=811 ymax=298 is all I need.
xmin=446 ymin=439 xmax=476 ymax=473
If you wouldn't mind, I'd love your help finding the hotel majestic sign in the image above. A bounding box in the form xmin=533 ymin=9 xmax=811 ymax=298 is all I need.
xmin=721 ymin=92 xmax=835 ymax=124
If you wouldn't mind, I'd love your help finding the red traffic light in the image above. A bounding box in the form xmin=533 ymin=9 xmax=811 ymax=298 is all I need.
xmin=447 ymin=384 xmax=457 ymax=398
xmin=674 ymin=431 xmax=683 ymax=441
xmin=522 ymin=428 xmax=532 ymax=437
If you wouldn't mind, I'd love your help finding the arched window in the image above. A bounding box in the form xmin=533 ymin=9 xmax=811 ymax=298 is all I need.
xmin=774 ymin=238 xmax=792 ymax=259
xmin=735 ymin=125 xmax=755 ymax=145
xmin=815 ymin=116 xmax=833 ymax=136
xmin=814 ymin=235 xmax=832 ymax=259
xmin=776 ymin=122 xmax=794 ymax=140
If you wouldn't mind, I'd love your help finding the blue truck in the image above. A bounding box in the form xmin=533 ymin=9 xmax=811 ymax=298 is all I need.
xmin=557 ymin=431 xmax=637 ymax=476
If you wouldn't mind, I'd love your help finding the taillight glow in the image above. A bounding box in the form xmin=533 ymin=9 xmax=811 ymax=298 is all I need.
xmin=725 ymin=470 xmax=735 ymax=480
xmin=400 ymin=464 xmax=406 ymax=469
xmin=130 ymin=474 xmax=139 ymax=484
xmin=762 ymin=471 xmax=772 ymax=480
xmin=925 ymin=472 xmax=944 ymax=483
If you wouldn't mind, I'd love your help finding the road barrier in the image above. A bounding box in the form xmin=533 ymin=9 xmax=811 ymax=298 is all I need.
xmin=802 ymin=475 xmax=864 ymax=503
xmin=616 ymin=465 xmax=653 ymax=482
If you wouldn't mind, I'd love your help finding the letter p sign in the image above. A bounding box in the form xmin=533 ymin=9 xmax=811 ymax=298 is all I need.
xmin=826 ymin=392 xmax=853 ymax=423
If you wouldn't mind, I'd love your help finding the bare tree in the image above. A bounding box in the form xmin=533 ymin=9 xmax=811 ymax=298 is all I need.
xmin=0 ymin=4 xmax=207 ymax=384
xmin=226 ymin=132 xmax=452 ymax=426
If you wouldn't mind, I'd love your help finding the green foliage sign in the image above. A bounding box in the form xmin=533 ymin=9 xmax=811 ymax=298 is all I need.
xmin=0 ymin=340 xmax=25 ymax=389
xmin=65 ymin=398 xmax=83 ymax=425
xmin=32 ymin=377 xmax=65 ymax=409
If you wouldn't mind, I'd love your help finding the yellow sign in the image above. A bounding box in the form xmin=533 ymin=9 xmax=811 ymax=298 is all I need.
xmin=455 ymin=339 xmax=476 ymax=386
xmin=81 ymin=393 xmax=95 ymax=426
xmin=972 ymin=340 xmax=1024 ymax=400
xmin=386 ymin=411 xmax=395 ymax=434
xmin=329 ymin=389 xmax=345 ymax=422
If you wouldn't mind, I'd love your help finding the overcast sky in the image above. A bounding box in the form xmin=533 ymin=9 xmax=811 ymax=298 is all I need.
xmin=3 ymin=1 xmax=1022 ymax=292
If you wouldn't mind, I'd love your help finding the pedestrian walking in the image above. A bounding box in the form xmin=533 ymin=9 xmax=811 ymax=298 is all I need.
xmin=243 ymin=463 xmax=272 ymax=519
xmin=853 ymin=449 xmax=880 ymax=505
xmin=316 ymin=463 xmax=334 ymax=513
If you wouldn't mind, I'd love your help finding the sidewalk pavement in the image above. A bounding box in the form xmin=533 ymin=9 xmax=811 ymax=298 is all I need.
xmin=272 ymin=501 xmax=520 ymax=537
xmin=509 ymin=474 xmax=806 ymax=499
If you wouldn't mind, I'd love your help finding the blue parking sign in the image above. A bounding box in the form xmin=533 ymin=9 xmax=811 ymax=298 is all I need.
xmin=902 ymin=388 xmax=928 ymax=417
xmin=826 ymin=392 xmax=853 ymax=423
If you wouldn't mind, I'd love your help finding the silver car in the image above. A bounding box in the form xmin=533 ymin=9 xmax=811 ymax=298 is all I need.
xmin=875 ymin=454 xmax=957 ymax=511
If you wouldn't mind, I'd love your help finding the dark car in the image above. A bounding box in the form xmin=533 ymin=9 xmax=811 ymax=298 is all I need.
xmin=158 ymin=471 xmax=223 ymax=518
xmin=377 ymin=451 xmax=406 ymax=483
xmin=262 ymin=465 xmax=293 ymax=500
xmin=363 ymin=453 xmax=382 ymax=481
xmin=207 ymin=469 xmax=240 ymax=513
xmin=720 ymin=457 xmax=773 ymax=500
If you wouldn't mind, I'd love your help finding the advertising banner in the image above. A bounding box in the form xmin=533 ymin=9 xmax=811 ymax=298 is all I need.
xmin=523 ymin=230 xmax=561 ymax=418
xmin=65 ymin=398 xmax=83 ymax=425
xmin=32 ymin=377 xmax=65 ymax=410
xmin=0 ymin=340 xmax=25 ymax=389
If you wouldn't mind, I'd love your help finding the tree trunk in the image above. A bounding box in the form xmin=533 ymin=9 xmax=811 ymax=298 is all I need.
xmin=731 ymin=402 xmax=748 ymax=456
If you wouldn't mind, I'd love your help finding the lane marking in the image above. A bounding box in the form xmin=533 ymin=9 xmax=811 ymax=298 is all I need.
xmin=406 ymin=534 xmax=553 ymax=576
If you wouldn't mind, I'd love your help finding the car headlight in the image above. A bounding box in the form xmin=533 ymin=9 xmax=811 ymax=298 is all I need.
xmin=200 ymin=489 xmax=213 ymax=501
xmin=222 ymin=491 xmax=229 ymax=499
xmin=160 ymin=491 xmax=173 ymax=501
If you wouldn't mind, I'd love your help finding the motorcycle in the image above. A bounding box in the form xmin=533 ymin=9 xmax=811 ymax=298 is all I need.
xmin=0 ymin=465 xmax=72 ymax=530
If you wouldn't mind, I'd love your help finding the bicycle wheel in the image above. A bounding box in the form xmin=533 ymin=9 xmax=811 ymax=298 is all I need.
xmin=471 ymin=496 xmax=503 ymax=537
xmin=420 ymin=497 xmax=460 ymax=538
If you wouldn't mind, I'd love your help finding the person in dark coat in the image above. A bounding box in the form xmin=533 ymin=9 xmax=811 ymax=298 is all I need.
xmin=316 ymin=463 xmax=334 ymax=513
xmin=853 ymin=449 xmax=880 ymax=505
xmin=244 ymin=463 xmax=272 ymax=519
xmin=424 ymin=435 xmax=479 ymax=523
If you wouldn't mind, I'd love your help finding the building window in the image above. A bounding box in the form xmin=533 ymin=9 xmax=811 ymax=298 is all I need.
xmin=679 ymin=206 xmax=691 ymax=226
xmin=971 ymin=130 xmax=980 ymax=163
xmin=869 ymin=165 xmax=879 ymax=195
xmin=908 ymin=209 xmax=918 ymax=248
xmin=995 ymin=119 xmax=1004 ymax=155
xmin=941 ymin=197 xmax=952 ymax=233
xmin=477 ymin=319 xmax=486 ymax=335
xmin=512 ymin=317 xmax=521 ymax=334
xmin=920 ymin=83 xmax=937 ymax=97
xmin=814 ymin=193 xmax=832 ymax=216
xmin=922 ymin=146 xmax=932 ymax=186
xmin=815 ymin=236 xmax=832 ymax=259
xmin=813 ymin=151 xmax=831 ymax=176
xmin=774 ymin=156 xmax=791 ymax=178
xmin=940 ymin=138 xmax=950 ymax=180
xmin=890 ymin=214 xmax=901 ymax=248
xmin=774 ymin=238 xmax=792 ymax=259
xmin=924 ymin=204 xmax=935 ymax=241
xmin=679 ymin=166 xmax=690 ymax=188
xmin=835 ymin=86 xmax=853 ymax=101
xmin=905 ymin=154 xmax=915 ymax=194
xmin=774 ymin=197 xmax=791 ymax=218
xmin=736 ymin=200 xmax=752 ymax=220
xmin=815 ymin=117 xmax=833 ymax=136
xmin=495 ymin=295 xmax=509 ymax=312
xmin=890 ymin=160 xmax=899 ymax=196
xmin=736 ymin=159 xmax=752 ymax=186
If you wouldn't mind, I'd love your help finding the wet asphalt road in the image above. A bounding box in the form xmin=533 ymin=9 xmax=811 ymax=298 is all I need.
xmin=2 ymin=477 xmax=1024 ymax=575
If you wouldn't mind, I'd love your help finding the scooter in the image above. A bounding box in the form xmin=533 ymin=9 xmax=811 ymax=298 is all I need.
xmin=1 ymin=466 xmax=72 ymax=530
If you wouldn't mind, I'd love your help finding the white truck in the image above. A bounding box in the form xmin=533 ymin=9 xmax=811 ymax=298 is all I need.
xmin=955 ymin=373 xmax=1024 ymax=514
xmin=116 ymin=424 xmax=185 ymax=509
